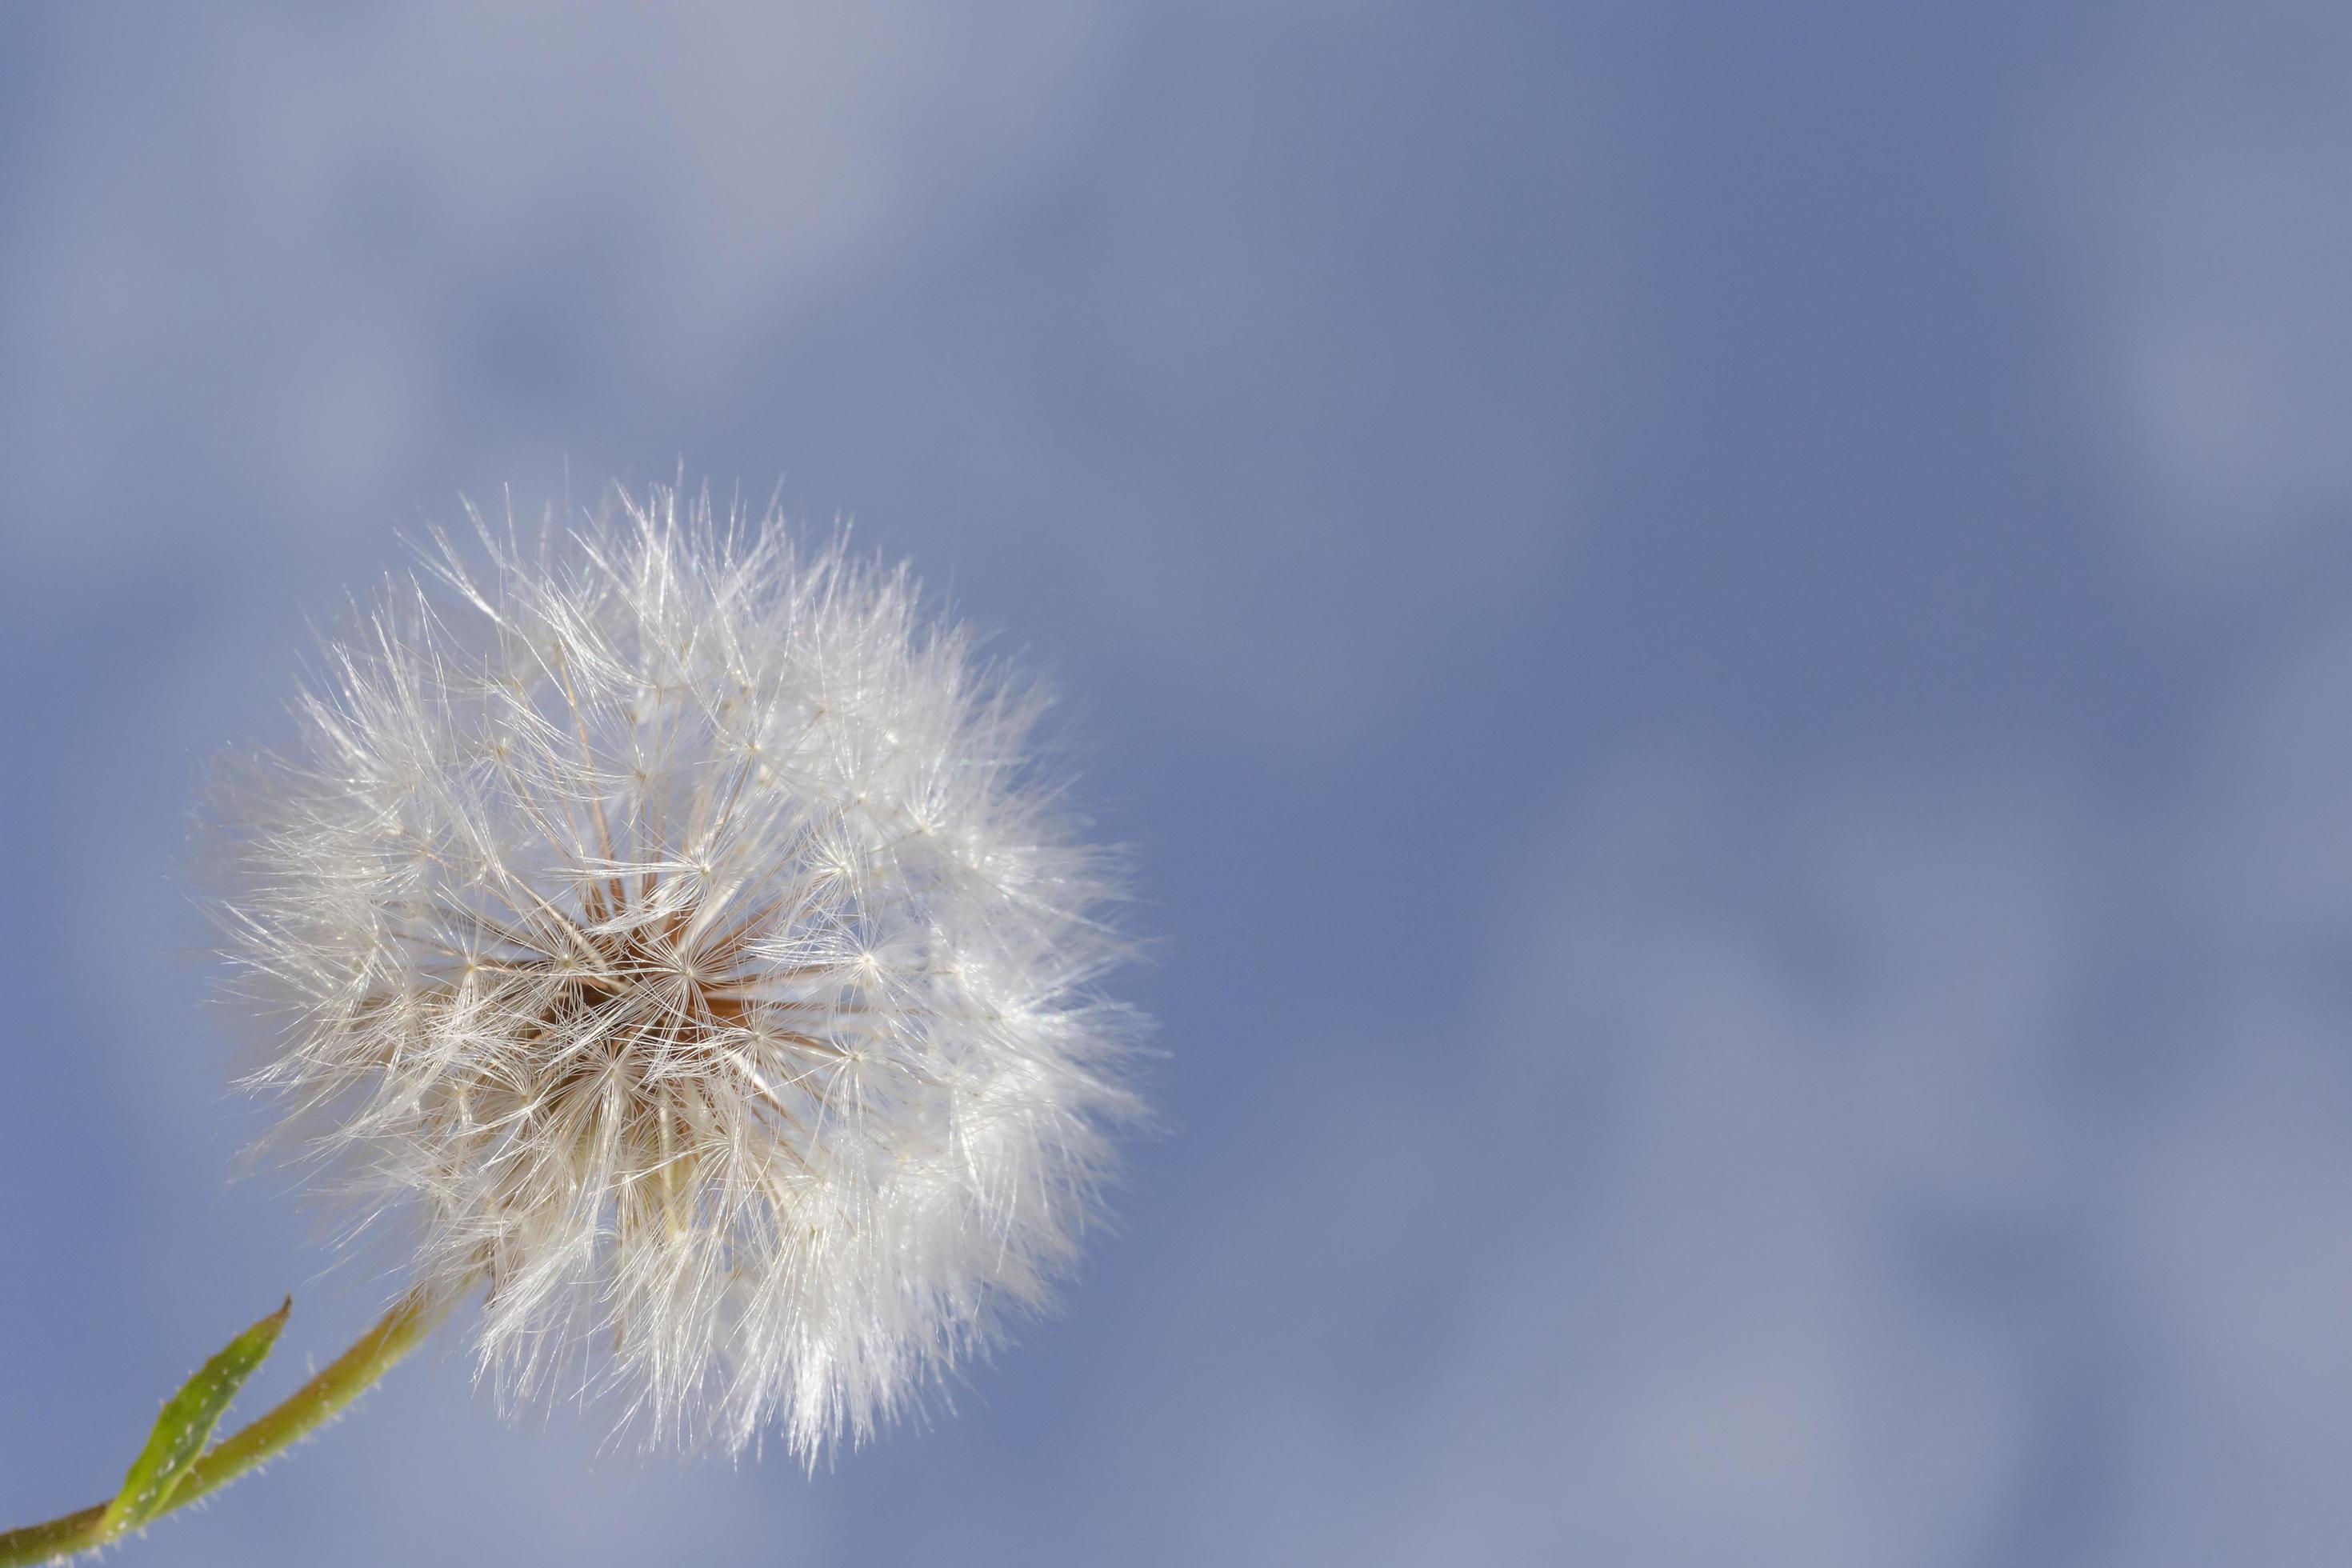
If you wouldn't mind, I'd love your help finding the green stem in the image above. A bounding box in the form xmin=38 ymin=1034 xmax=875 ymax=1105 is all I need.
xmin=0 ymin=1510 xmax=106 ymax=1568
xmin=0 ymin=1287 xmax=454 ymax=1566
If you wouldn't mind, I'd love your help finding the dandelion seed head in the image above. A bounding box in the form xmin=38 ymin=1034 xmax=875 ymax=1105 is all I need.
xmin=207 ymin=482 xmax=1142 ymax=1462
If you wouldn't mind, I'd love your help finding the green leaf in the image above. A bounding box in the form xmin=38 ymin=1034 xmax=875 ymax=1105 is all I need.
xmin=102 ymin=1298 xmax=290 ymax=1534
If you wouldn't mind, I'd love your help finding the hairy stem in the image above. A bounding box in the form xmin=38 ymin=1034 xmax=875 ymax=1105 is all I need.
xmin=0 ymin=1510 xmax=106 ymax=1568
xmin=0 ymin=1287 xmax=454 ymax=1566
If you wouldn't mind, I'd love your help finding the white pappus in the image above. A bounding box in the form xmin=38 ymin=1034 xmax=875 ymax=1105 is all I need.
xmin=206 ymin=484 xmax=1142 ymax=1464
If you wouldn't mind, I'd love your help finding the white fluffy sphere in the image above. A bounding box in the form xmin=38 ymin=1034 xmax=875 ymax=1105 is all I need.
xmin=210 ymin=484 xmax=1141 ymax=1462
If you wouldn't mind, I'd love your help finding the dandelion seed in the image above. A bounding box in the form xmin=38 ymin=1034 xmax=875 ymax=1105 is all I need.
xmin=206 ymin=482 xmax=1142 ymax=1463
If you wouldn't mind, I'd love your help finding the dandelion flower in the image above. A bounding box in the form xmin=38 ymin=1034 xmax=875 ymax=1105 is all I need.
xmin=207 ymin=484 xmax=1141 ymax=1462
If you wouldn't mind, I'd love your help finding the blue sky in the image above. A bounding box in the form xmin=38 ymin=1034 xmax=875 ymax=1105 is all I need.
xmin=4 ymin=3 xmax=2351 ymax=1564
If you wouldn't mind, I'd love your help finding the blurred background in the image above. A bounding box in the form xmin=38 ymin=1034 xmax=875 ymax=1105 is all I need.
xmin=2 ymin=3 xmax=2350 ymax=1563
